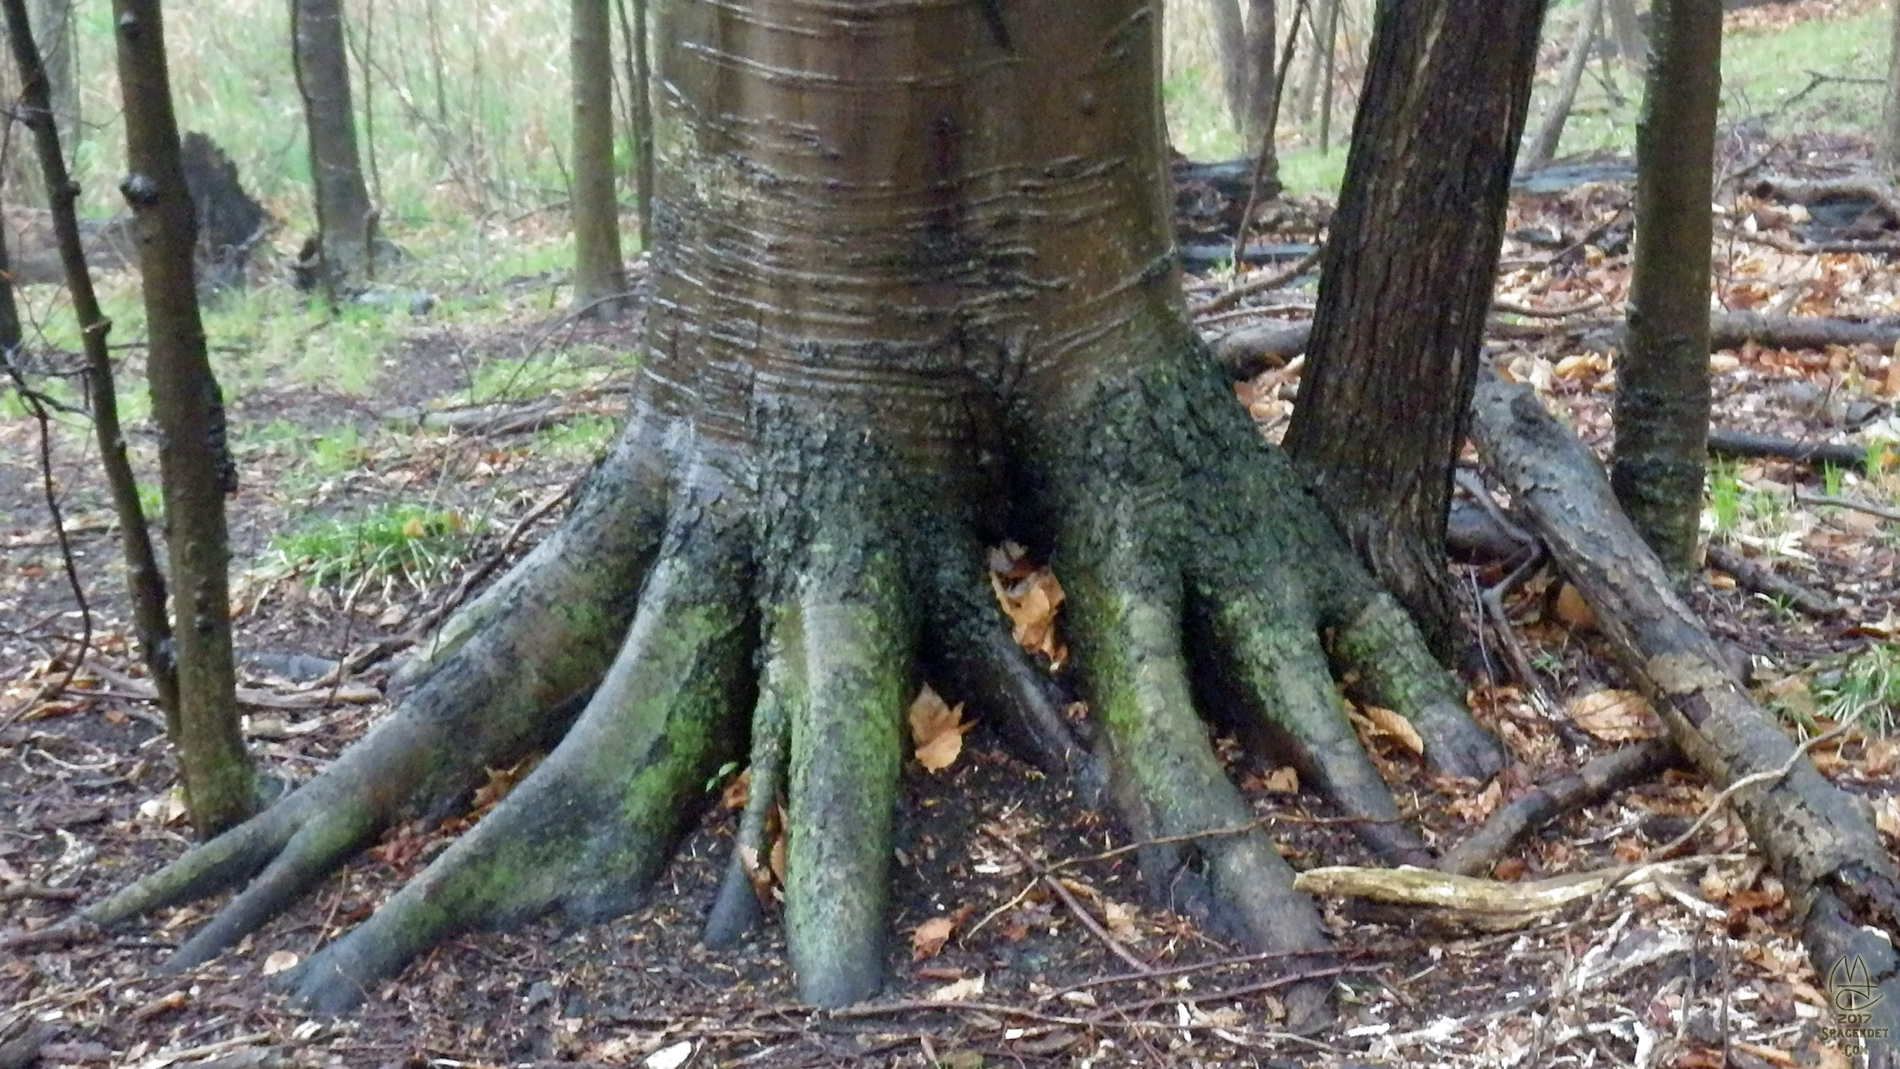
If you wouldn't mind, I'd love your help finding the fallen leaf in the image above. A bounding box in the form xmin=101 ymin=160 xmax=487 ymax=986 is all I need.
xmin=721 ymin=769 xmax=750 ymax=810
xmin=1101 ymin=900 xmax=1140 ymax=942
xmin=1553 ymin=583 xmax=1595 ymax=630
xmin=912 ymin=916 xmax=958 ymax=960
xmin=645 ymin=1041 xmax=694 ymax=1069
xmin=1261 ymin=766 xmax=1299 ymax=793
xmin=1355 ymin=705 xmax=1425 ymax=755
xmin=262 ymin=950 xmax=300 ymax=976
xmin=909 ymin=685 xmax=971 ymax=772
xmin=929 ymin=974 xmax=986 ymax=1001
xmin=1565 ymin=689 xmax=1660 ymax=741
xmin=991 ymin=568 xmax=1067 ymax=664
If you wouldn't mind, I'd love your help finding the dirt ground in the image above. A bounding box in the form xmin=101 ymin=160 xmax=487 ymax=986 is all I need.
xmin=4 ymin=134 xmax=1899 ymax=1068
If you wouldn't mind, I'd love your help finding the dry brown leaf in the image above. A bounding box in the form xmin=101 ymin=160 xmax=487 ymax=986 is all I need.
xmin=1356 ymin=705 xmax=1425 ymax=755
xmin=1261 ymin=766 xmax=1299 ymax=793
xmin=929 ymin=974 xmax=986 ymax=1001
xmin=1446 ymin=777 xmax=1503 ymax=824
xmin=720 ymin=768 xmax=750 ymax=810
xmin=1553 ymin=583 xmax=1595 ymax=630
xmin=909 ymin=685 xmax=971 ymax=772
xmin=1101 ymin=900 xmax=1140 ymax=943
xmin=261 ymin=950 xmax=300 ymax=976
xmin=912 ymin=916 xmax=958 ymax=960
xmin=990 ymin=568 xmax=1067 ymax=664
xmin=1565 ymin=689 xmax=1661 ymax=741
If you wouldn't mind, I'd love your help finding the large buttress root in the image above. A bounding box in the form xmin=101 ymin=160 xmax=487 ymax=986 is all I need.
xmin=778 ymin=526 xmax=910 ymax=1008
xmin=85 ymin=431 xmax=667 ymax=953
xmin=283 ymin=540 xmax=754 ymax=1013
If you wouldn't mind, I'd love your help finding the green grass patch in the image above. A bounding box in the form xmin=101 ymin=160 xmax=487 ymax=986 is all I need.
xmin=269 ymin=504 xmax=479 ymax=596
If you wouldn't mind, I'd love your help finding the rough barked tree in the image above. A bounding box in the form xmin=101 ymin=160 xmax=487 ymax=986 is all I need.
xmin=571 ymin=0 xmax=626 ymax=314
xmin=1612 ymin=0 xmax=1720 ymax=575
xmin=113 ymin=0 xmax=258 ymax=835
xmin=90 ymin=0 xmax=1503 ymax=1023
xmin=1283 ymin=0 xmax=1548 ymax=662
xmin=292 ymin=0 xmax=380 ymax=293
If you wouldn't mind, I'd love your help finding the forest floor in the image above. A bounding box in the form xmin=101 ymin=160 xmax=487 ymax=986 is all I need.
xmin=4 ymin=120 xmax=1900 ymax=1069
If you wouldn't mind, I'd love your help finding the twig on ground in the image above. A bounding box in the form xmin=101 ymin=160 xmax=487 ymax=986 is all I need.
xmin=1190 ymin=247 xmax=1323 ymax=318
xmin=1491 ymin=296 xmax=1605 ymax=318
xmin=0 ymin=882 xmax=82 ymax=903
xmin=1795 ymin=490 xmax=1900 ymax=522
xmin=1704 ymin=543 xmax=1843 ymax=618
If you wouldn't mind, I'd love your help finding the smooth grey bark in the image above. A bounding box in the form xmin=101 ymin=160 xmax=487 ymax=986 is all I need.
xmin=571 ymin=0 xmax=625 ymax=313
xmin=291 ymin=0 xmax=378 ymax=293
xmin=1612 ymin=0 xmax=1721 ymax=575
xmin=1282 ymin=0 xmax=1549 ymax=662
xmin=1241 ymin=0 xmax=1278 ymax=156
xmin=113 ymin=0 xmax=258 ymax=836
xmin=1211 ymin=0 xmax=1250 ymax=134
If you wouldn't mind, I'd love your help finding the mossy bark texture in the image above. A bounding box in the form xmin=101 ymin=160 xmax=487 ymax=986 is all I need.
xmin=1612 ymin=0 xmax=1720 ymax=575
xmin=93 ymin=0 xmax=1499 ymax=1023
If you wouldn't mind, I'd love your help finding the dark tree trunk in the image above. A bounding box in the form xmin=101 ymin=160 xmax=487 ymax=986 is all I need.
xmin=1282 ymin=0 xmax=1548 ymax=662
xmin=1612 ymin=0 xmax=1720 ymax=576
xmin=112 ymin=0 xmax=258 ymax=837
xmin=2 ymin=0 xmax=177 ymax=720
xmin=291 ymin=0 xmax=378 ymax=293
xmin=92 ymin=0 xmax=1501 ymax=1023
xmin=571 ymin=0 xmax=625 ymax=313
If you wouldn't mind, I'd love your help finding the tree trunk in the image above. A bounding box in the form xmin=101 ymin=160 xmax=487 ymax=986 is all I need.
xmin=112 ymin=0 xmax=258 ymax=837
xmin=1882 ymin=0 xmax=1900 ymax=169
xmin=1524 ymin=0 xmax=1603 ymax=167
xmin=1210 ymin=0 xmax=1250 ymax=137
xmin=1605 ymin=0 xmax=1649 ymax=76
xmin=1282 ymin=0 xmax=1548 ymax=662
xmin=1241 ymin=0 xmax=1278 ymax=163
xmin=30 ymin=0 xmax=72 ymax=158
xmin=2 ymin=0 xmax=178 ymax=722
xmin=91 ymin=0 xmax=1501 ymax=1023
xmin=616 ymin=0 xmax=655 ymax=244
xmin=291 ymin=0 xmax=379 ymax=294
xmin=572 ymin=0 xmax=626 ymax=313
xmin=1612 ymin=0 xmax=1720 ymax=576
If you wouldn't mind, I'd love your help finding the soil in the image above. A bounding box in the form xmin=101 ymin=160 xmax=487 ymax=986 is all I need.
xmin=3 ymin=132 xmax=1897 ymax=1067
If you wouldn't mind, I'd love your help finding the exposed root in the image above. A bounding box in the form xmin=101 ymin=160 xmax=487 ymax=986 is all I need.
xmin=282 ymin=543 xmax=755 ymax=1013
xmin=1064 ymin=543 xmax=1337 ymax=1033
xmin=703 ymin=640 xmax=790 ymax=949
xmin=780 ymin=522 xmax=910 ymax=1008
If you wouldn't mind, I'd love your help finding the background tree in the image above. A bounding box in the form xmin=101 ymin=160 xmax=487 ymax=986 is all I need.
xmin=90 ymin=0 xmax=1503 ymax=1024
xmin=291 ymin=0 xmax=379 ymax=294
xmin=2 ymin=0 xmax=177 ymax=727
xmin=1882 ymin=0 xmax=1900 ymax=167
xmin=1283 ymin=0 xmax=1548 ymax=661
xmin=1612 ymin=0 xmax=1721 ymax=575
xmin=571 ymin=0 xmax=625 ymax=313
xmin=616 ymin=0 xmax=654 ymax=241
xmin=113 ymin=0 xmax=257 ymax=836
xmin=1241 ymin=0 xmax=1277 ymax=157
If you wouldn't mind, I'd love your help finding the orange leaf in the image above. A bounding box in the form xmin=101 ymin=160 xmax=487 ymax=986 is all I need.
xmin=909 ymin=685 xmax=970 ymax=772
xmin=1565 ymin=689 xmax=1660 ymax=741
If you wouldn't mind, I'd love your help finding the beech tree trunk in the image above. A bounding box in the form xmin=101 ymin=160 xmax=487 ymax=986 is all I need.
xmin=1612 ymin=0 xmax=1720 ymax=575
xmin=1211 ymin=0 xmax=1250 ymax=136
xmin=291 ymin=0 xmax=379 ymax=292
xmin=1282 ymin=0 xmax=1548 ymax=662
xmin=572 ymin=0 xmax=625 ymax=312
xmin=1241 ymin=0 xmax=1278 ymax=159
xmin=113 ymin=0 xmax=258 ymax=837
xmin=91 ymin=0 xmax=1503 ymax=1025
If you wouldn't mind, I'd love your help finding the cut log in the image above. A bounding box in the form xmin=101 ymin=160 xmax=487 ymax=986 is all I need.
xmin=1469 ymin=365 xmax=1900 ymax=1047
xmin=1709 ymin=312 xmax=1900 ymax=352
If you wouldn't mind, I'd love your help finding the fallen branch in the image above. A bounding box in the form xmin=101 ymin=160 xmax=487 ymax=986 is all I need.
xmin=1191 ymin=247 xmax=1324 ymax=318
xmin=1439 ymin=741 xmax=1680 ymax=876
xmin=1469 ymin=364 xmax=1900 ymax=1040
xmin=1705 ymin=543 xmax=1844 ymax=618
xmin=1707 ymin=428 xmax=1875 ymax=470
xmin=1796 ymin=490 xmax=1900 ymax=523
